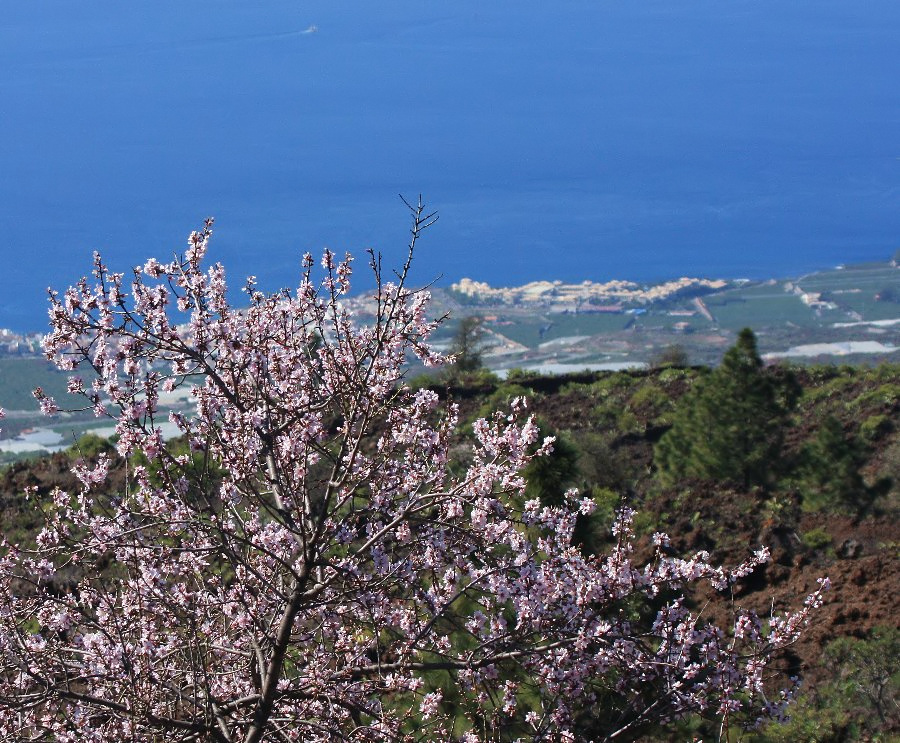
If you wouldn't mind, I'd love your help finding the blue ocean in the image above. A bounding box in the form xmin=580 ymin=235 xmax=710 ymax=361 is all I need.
xmin=1 ymin=1 xmax=897 ymax=331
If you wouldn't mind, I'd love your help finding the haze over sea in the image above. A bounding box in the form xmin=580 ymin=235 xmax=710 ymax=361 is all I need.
xmin=1 ymin=1 xmax=898 ymax=332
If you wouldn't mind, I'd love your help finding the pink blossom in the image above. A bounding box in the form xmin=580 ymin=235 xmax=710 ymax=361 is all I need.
xmin=419 ymin=690 xmax=443 ymax=719
xmin=0 ymin=209 xmax=825 ymax=742
xmin=33 ymin=387 xmax=59 ymax=416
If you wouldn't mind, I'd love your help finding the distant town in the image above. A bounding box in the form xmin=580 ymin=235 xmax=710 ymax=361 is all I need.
xmin=0 ymin=256 xmax=897 ymax=462
xmin=0 ymin=329 xmax=43 ymax=356
xmin=334 ymin=256 xmax=900 ymax=373
xmin=450 ymin=275 xmax=730 ymax=309
xmin=1 ymin=257 xmax=897 ymax=372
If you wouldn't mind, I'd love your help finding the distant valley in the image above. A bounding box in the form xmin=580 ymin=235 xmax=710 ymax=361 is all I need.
xmin=0 ymin=256 xmax=897 ymax=461
xmin=368 ymin=256 xmax=900 ymax=373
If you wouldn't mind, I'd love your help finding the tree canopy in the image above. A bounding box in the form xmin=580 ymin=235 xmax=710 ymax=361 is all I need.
xmin=0 ymin=213 xmax=826 ymax=742
xmin=655 ymin=328 xmax=798 ymax=489
xmin=448 ymin=315 xmax=486 ymax=375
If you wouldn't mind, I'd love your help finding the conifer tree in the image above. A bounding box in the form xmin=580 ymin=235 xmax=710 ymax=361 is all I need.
xmin=655 ymin=328 xmax=797 ymax=489
xmin=448 ymin=315 xmax=486 ymax=374
xmin=798 ymin=415 xmax=881 ymax=513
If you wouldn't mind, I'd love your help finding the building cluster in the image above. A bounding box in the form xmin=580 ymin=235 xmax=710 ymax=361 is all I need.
xmin=0 ymin=329 xmax=43 ymax=356
xmin=451 ymin=276 xmax=729 ymax=310
xmin=784 ymin=282 xmax=839 ymax=311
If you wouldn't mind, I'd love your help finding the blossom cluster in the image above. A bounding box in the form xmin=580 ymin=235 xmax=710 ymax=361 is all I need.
xmin=0 ymin=208 xmax=824 ymax=742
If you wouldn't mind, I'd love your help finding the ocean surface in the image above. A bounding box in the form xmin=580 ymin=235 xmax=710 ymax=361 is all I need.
xmin=1 ymin=1 xmax=898 ymax=332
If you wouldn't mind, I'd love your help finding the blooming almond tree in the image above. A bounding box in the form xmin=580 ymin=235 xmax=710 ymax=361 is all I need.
xmin=0 ymin=202 xmax=827 ymax=742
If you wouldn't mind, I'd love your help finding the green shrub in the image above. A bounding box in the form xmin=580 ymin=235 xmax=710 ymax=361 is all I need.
xmin=570 ymin=487 xmax=623 ymax=553
xmin=800 ymin=371 xmax=856 ymax=407
xmin=522 ymin=425 xmax=580 ymax=506
xmin=447 ymin=315 xmax=486 ymax=374
xmin=588 ymin=372 xmax=637 ymax=398
xmin=801 ymin=527 xmax=833 ymax=552
xmin=798 ymin=416 xmax=881 ymax=514
xmin=616 ymin=408 xmax=641 ymax=435
xmin=823 ymin=626 xmax=900 ymax=731
xmin=631 ymin=509 xmax=659 ymax=537
xmin=748 ymin=692 xmax=854 ymax=743
xmin=129 ymin=435 xmax=225 ymax=507
xmin=860 ymin=414 xmax=893 ymax=443
xmin=574 ymin=432 xmax=637 ymax=494
xmin=475 ymin=382 xmax=533 ymax=420
xmin=657 ymin=366 xmax=693 ymax=384
xmin=504 ymin=367 xmax=540 ymax=383
xmin=626 ymin=382 xmax=676 ymax=427
xmin=649 ymin=344 xmax=689 ymax=369
xmin=0 ymin=450 xmax=47 ymax=467
xmin=761 ymin=493 xmax=799 ymax=530
xmin=65 ymin=433 xmax=114 ymax=460
xmin=848 ymin=383 xmax=900 ymax=411
xmin=627 ymin=383 xmax=668 ymax=411
xmin=749 ymin=627 xmax=900 ymax=742
xmin=873 ymin=362 xmax=900 ymax=383
xmin=877 ymin=437 xmax=900 ymax=501
xmin=406 ymin=372 xmax=440 ymax=391
xmin=453 ymin=367 xmax=500 ymax=388
xmin=589 ymin=487 xmax=622 ymax=525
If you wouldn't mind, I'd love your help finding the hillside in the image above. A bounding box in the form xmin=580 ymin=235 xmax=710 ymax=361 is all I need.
xmin=1 ymin=352 xmax=897 ymax=740
xmin=439 ymin=360 xmax=899 ymax=740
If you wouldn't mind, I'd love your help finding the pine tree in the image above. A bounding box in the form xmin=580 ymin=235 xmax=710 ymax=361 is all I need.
xmin=798 ymin=415 xmax=880 ymax=513
xmin=449 ymin=315 xmax=486 ymax=373
xmin=655 ymin=328 xmax=797 ymax=489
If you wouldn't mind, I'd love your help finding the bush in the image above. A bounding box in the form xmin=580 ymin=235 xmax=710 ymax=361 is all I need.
xmin=627 ymin=383 xmax=674 ymax=426
xmin=859 ymin=413 xmax=893 ymax=443
xmin=849 ymin=383 xmax=900 ymax=410
xmin=801 ymin=527 xmax=833 ymax=552
xmin=474 ymin=382 xmax=534 ymax=421
xmin=64 ymin=432 xmax=114 ymax=460
xmin=575 ymin=431 xmax=638 ymax=494
xmin=752 ymin=627 xmax=900 ymax=742
xmin=649 ymin=344 xmax=689 ymax=369
xmin=823 ymin=626 xmax=900 ymax=732
xmin=504 ymin=367 xmax=541 ymax=383
xmin=798 ymin=416 xmax=880 ymax=514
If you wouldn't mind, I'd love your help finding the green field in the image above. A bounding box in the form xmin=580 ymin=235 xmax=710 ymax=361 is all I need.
xmin=797 ymin=263 xmax=899 ymax=293
xmin=493 ymin=312 xmax=633 ymax=348
xmin=0 ymin=357 xmax=80 ymax=411
xmin=705 ymin=292 xmax=821 ymax=329
xmin=797 ymin=263 xmax=900 ymax=321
